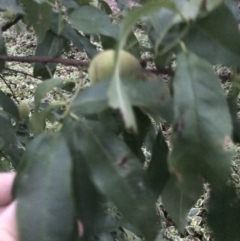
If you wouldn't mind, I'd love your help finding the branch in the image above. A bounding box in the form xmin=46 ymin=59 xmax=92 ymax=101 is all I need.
xmin=0 ymin=55 xmax=89 ymax=68
xmin=3 ymin=67 xmax=42 ymax=80
xmin=0 ymin=55 xmax=231 ymax=81
xmin=1 ymin=14 xmax=24 ymax=32
xmin=141 ymin=57 xmax=232 ymax=81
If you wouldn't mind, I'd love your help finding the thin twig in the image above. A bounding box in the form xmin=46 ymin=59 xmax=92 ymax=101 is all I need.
xmin=3 ymin=67 xmax=42 ymax=80
xmin=0 ymin=55 xmax=89 ymax=68
xmin=0 ymin=74 xmax=19 ymax=103
xmin=1 ymin=14 xmax=24 ymax=32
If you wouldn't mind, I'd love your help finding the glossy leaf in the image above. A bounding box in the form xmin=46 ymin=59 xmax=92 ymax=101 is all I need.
xmin=227 ymin=97 xmax=240 ymax=144
xmin=164 ymin=51 xmax=233 ymax=230
xmin=14 ymin=133 xmax=76 ymax=241
xmin=125 ymin=31 xmax=142 ymax=59
xmin=61 ymin=22 xmax=97 ymax=59
xmin=125 ymin=79 xmax=173 ymax=123
xmin=108 ymin=75 xmax=137 ymax=131
xmin=224 ymin=0 xmax=239 ymax=21
xmin=0 ymin=0 xmax=23 ymax=13
xmin=123 ymin=107 xmax=151 ymax=163
xmin=34 ymin=78 xmax=64 ymax=107
xmin=146 ymin=130 xmax=170 ymax=197
xmin=71 ymin=81 xmax=109 ymax=115
xmin=100 ymin=35 xmax=117 ymax=50
xmin=196 ymin=4 xmax=240 ymax=56
xmin=169 ymin=51 xmax=232 ymax=188
xmin=108 ymin=1 xmax=178 ymax=131
xmin=146 ymin=0 xmax=200 ymax=53
xmin=183 ymin=26 xmax=240 ymax=67
xmin=161 ymin=175 xmax=203 ymax=231
xmin=117 ymin=1 xmax=178 ymax=51
xmin=34 ymin=30 xmax=64 ymax=79
xmin=21 ymin=0 xmax=52 ymax=43
xmin=63 ymin=118 xmax=158 ymax=240
xmin=0 ymin=89 xmax=19 ymax=119
xmin=63 ymin=122 xmax=111 ymax=240
xmin=28 ymin=111 xmax=46 ymax=135
xmin=207 ymin=186 xmax=240 ymax=241
xmin=0 ymin=114 xmax=23 ymax=168
xmin=97 ymin=109 xmax=123 ymax=135
xmin=69 ymin=6 xmax=119 ymax=38
xmin=71 ymin=79 xmax=173 ymax=123
xmin=61 ymin=0 xmax=78 ymax=9
xmin=99 ymin=0 xmax=113 ymax=15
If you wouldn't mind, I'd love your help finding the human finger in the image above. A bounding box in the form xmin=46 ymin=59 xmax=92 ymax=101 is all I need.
xmin=0 ymin=201 xmax=18 ymax=241
xmin=77 ymin=220 xmax=84 ymax=237
xmin=0 ymin=173 xmax=15 ymax=206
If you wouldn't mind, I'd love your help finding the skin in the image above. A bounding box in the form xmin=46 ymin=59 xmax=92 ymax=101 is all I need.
xmin=0 ymin=173 xmax=84 ymax=241
xmin=0 ymin=173 xmax=18 ymax=241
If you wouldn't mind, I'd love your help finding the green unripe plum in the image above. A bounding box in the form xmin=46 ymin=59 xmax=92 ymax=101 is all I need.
xmin=88 ymin=50 xmax=144 ymax=84
xmin=89 ymin=1 xmax=99 ymax=8
xmin=18 ymin=101 xmax=30 ymax=119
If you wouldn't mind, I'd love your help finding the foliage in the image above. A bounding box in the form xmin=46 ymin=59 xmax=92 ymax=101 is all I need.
xmin=0 ymin=0 xmax=240 ymax=241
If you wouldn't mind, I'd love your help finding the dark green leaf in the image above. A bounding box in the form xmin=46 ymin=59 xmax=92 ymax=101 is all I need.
xmin=0 ymin=0 xmax=23 ymax=13
xmin=71 ymin=79 xmax=173 ymax=123
xmin=0 ymin=89 xmax=19 ymax=119
xmin=63 ymin=118 xmax=158 ymax=240
xmin=97 ymin=109 xmax=123 ymax=134
xmin=34 ymin=78 xmax=64 ymax=107
xmin=207 ymin=186 xmax=240 ymax=241
xmin=21 ymin=0 xmax=52 ymax=43
xmin=1 ymin=141 xmax=24 ymax=169
xmin=61 ymin=0 xmax=78 ymax=9
xmin=227 ymin=97 xmax=240 ymax=144
xmin=125 ymin=31 xmax=141 ymax=59
xmin=0 ymin=114 xmax=23 ymax=168
xmin=161 ymin=175 xmax=203 ymax=231
xmin=143 ymin=124 xmax=157 ymax=153
xmin=169 ymin=51 xmax=232 ymax=189
xmin=63 ymin=122 xmax=107 ymax=240
xmin=145 ymin=0 xmax=201 ymax=55
xmin=183 ymin=26 xmax=240 ymax=67
xmin=14 ymin=133 xmax=75 ymax=241
xmin=123 ymin=107 xmax=151 ymax=163
xmin=100 ymin=35 xmax=117 ymax=50
xmin=109 ymin=76 xmax=137 ymax=132
xmin=98 ymin=0 xmax=113 ymax=14
xmin=117 ymin=1 xmax=178 ymax=51
xmin=74 ymin=0 xmax=89 ymax=6
xmin=145 ymin=130 xmax=170 ymax=197
xmin=196 ymin=4 xmax=240 ymax=56
xmin=61 ymin=22 xmax=98 ymax=59
xmin=224 ymin=0 xmax=239 ymax=21
xmin=125 ymin=79 xmax=173 ymax=123
xmin=0 ymin=114 xmax=16 ymax=143
xmin=61 ymin=82 xmax=75 ymax=93
xmin=108 ymin=1 xmax=178 ymax=132
xmin=28 ymin=111 xmax=46 ymax=135
xmin=69 ymin=6 xmax=119 ymax=38
xmin=71 ymin=81 xmax=109 ymax=115
xmin=34 ymin=30 xmax=64 ymax=79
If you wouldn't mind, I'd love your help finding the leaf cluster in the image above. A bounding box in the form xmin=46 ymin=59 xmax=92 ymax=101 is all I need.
xmin=0 ymin=0 xmax=240 ymax=241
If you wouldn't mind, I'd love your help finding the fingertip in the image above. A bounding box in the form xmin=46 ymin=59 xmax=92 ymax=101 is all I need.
xmin=0 ymin=173 xmax=16 ymax=206
xmin=0 ymin=201 xmax=18 ymax=241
